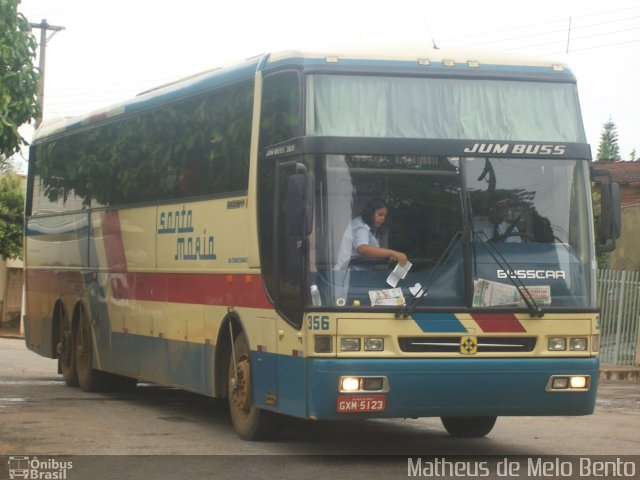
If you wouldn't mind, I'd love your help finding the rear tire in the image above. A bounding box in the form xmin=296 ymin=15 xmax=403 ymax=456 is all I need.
xmin=57 ymin=310 xmax=78 ymax=387
xmin=228 ymin=332 xmax=278 ymax=440
xmin=441 ymin=416 xmax=497 ymax=438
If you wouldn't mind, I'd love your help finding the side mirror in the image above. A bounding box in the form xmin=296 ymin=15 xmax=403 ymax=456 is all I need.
xmin=592 ymin=168 xmax=621 ymax=253
xmin=286 ymin=171 xmax=314 ymax=236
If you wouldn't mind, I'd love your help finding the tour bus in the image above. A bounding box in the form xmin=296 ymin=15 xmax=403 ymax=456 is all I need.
xmin=24 ymin=45 xmax=620 ymax=440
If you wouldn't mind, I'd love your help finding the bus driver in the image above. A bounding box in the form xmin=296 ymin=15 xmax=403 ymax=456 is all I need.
xmin=335 ymin=198 xmax=408 ymax=270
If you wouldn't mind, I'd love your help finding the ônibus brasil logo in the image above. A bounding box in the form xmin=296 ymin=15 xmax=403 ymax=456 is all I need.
xmin=7 ymin=456 xmax=73 ymax=480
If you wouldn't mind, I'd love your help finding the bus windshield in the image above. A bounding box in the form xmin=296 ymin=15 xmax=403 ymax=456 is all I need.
xmin=310 ymin=153 xmax=595 ymax=310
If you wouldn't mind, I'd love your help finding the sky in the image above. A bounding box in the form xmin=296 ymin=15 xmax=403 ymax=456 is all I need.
xmin=13 ymin=0 xmax=640 ymax=171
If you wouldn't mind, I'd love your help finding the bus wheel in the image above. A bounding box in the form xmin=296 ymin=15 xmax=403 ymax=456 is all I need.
xmin=57 ymin=311 xmax=78 ymax=387
xmin=74 ymin=310 xmax=109 ymax=392
xmin=440 ymin=416 xmax=497 ymax=438
xmin=228 ymin=332 xmax=278 ymax=440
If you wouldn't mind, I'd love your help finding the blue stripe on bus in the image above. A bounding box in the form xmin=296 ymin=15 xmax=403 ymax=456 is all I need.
xmin=263 ymin=56 xmax=576 ymax=79
xmin=411 ymin=312 xmax=467 ymax=333
xmin=95 ymin=326 xmax=599 ymax=422
xmin=104 ymin=332 xmax=213 ymax=395
xmin=101 ymin=331 xmax=307 ymax=416
xmin=306 ymin=357 xmax=599 ymax=420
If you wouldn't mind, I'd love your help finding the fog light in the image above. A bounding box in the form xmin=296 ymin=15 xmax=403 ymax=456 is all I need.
xmin=548 ymin=337 xmax=567 ymax=351
xmin=547 ymin=375 xmax=590 ymax=391
xmin=340 ymin=377 xmax=360 ymax=392
xmin=340 ymin=338 xmax=361 ymax=352
xmin=552 ymin=377 xmax=569 ymax=389
xmin=364 ymin=338 xmax=384 ymax=351
xmin=362 ymin=377 xmax=384 ymax=391
xmin=314 ymin=335 xmax=333 ymax=353
xmin=570 ymin=338 xmax=588 ymax=351
xmin=570 ymin=376 xmax=588 ymax=389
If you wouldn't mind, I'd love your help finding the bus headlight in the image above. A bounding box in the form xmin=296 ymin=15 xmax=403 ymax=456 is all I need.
xmin=340 ymin=377 xmax=361 ymax=392
xmin=570 ymin=376 xmax=588 ymax=389
xmin=339 ymin=376 xmax=389 ymax=393
xmin=364 ymin=338 xmax=384 ymax=351
xmin=546 ymin=375 xmax=590 ymax=391
xmin=570 ymin=338 xmax=588 ymax=351
xmin=548 ymin=337 xmax=567 ymax=351
xmin=340 ymin=338 xmax=361 ymax=352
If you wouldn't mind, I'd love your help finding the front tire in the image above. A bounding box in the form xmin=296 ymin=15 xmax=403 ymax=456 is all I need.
xmin=228 ymin=332 xmax=278 ymax=440
xmin=75 ymin=309 xmax=111 ymax=392
xmin=441 ymin=416 xmax=497 ymax=438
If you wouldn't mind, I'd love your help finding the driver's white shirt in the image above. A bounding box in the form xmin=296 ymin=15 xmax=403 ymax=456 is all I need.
xmin=335 ymin=216 xmax=381 ymax=269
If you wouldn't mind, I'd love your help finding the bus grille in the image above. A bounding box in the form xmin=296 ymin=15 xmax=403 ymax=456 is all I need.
xmin=398 ymin=336 xmax=537 ymax=353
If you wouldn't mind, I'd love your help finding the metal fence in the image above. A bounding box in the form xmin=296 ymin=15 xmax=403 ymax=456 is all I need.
xmin=597 ymin=269 xmax=640 ymax=365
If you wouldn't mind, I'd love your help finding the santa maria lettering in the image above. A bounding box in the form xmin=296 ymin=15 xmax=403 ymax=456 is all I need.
xmin=158 ymin=205 xmax=216 ymax=261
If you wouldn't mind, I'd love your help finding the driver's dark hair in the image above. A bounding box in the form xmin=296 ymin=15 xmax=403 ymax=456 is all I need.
xmin=361 ymin=197 xmax=389 ymax=231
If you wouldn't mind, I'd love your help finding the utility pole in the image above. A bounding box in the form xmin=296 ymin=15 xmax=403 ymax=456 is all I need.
xmin=29 ymin=19 xmax=65 ymax=128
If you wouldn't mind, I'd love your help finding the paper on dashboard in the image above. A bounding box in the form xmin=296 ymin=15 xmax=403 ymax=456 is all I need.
xmin=386 ymin=261 xmax=412 ymax=287
xmin=369 ymin=287 xmax=406 ymax=306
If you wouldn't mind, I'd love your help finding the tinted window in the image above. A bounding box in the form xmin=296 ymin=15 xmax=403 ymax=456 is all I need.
xmin=31 ymin=80 xmax=254 ymax=213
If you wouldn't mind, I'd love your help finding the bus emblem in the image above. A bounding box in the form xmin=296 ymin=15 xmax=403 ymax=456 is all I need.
xmin=460 ymin=336 xmax=478 ymax=355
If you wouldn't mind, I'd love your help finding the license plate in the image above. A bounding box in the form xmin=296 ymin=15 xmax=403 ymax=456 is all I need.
xmin=336 ymin=395 xmax=386 ymax=413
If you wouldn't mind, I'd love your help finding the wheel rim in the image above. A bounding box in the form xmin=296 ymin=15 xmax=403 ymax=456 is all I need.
xmin=58 ymin=318 xmax=73 ymax=370
xmin=230 ymin=354 xmax=252 ymax=417
xmin=75 ymin=318 xmax=91 ymax=376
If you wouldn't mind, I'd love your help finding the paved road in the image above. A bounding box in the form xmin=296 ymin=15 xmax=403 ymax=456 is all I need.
xmin=1 ymin=337 xmax=639 ymax=479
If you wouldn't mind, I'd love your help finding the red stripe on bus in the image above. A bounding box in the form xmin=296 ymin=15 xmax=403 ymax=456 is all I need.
xmin=25 ymin=270 xmax=273 ymax=309
xmin=471 ymin=313 xmax=526 ymax=333
xmin=100 ymin=210 xmax=128 ymax=271
xmin=115 ymin=272 xmax=273 ymax=309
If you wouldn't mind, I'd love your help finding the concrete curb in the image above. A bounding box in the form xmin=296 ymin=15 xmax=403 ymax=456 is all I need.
xmin=600 ymin=365 xmax=640 ymax=382
xmin=0 ymin=330 xmax=23 ymax=340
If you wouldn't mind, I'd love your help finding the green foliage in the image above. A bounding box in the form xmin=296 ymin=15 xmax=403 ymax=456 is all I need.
xmin=597 ymin=116 xmax=621 ymax=161
xmin=0 ymin=0 xmax=40 ymax=158
xmin=0 ymin=173 xmax=24 ymax=258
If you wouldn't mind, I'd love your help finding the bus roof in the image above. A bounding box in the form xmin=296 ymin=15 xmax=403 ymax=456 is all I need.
xmin=33 ymin=45 xmax=574 ymax=142
xmin=266 ymin=44 xmax=570 ymax=69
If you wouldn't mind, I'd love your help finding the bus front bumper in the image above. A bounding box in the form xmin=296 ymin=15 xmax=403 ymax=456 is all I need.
xmin=306 ymin=357 xmax=599 ymax=420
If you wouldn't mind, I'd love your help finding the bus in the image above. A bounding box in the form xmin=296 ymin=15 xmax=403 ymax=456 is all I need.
xmin=24 ymin=45 xmax=620 ymax=440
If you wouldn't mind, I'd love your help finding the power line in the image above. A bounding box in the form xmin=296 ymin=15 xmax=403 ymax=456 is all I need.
xmin=470 ymin=15 xmax=640 ymax=47
xmin=500 ymin=26 xmax=640 ymax=51
xmin=539 ymin=37 xmax=640 ymax=57
xmin=442 ymin=4 xmax=640 ymax=42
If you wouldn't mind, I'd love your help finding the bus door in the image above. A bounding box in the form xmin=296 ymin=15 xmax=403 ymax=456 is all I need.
xmin=272 ymin=158 xmax=309 ymax=417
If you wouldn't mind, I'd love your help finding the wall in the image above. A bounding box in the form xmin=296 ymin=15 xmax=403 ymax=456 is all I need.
xmin=609 ymin=204 xmax=640 ymax=271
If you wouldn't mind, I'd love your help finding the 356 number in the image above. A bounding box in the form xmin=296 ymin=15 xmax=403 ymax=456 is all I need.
xmin=307 ymin=315 xmax=329 ymax=331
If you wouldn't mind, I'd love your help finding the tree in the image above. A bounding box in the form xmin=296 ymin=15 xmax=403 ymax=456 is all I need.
xmin=631 ymin=148 xmax=637 ymax=162
xmin=0 ymin=0 xmax=40 ymax=158
xmin=0 ymin=173 xmax=24 ymax=259
xmin=596 ymin=116 xmax=621 ymax=161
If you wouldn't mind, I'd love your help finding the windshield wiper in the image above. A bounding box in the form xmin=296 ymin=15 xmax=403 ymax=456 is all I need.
xmin=473 ymin=231 xmax=544 ymax=318
xmin=395 ymin=231 xmax=464 ymax=319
